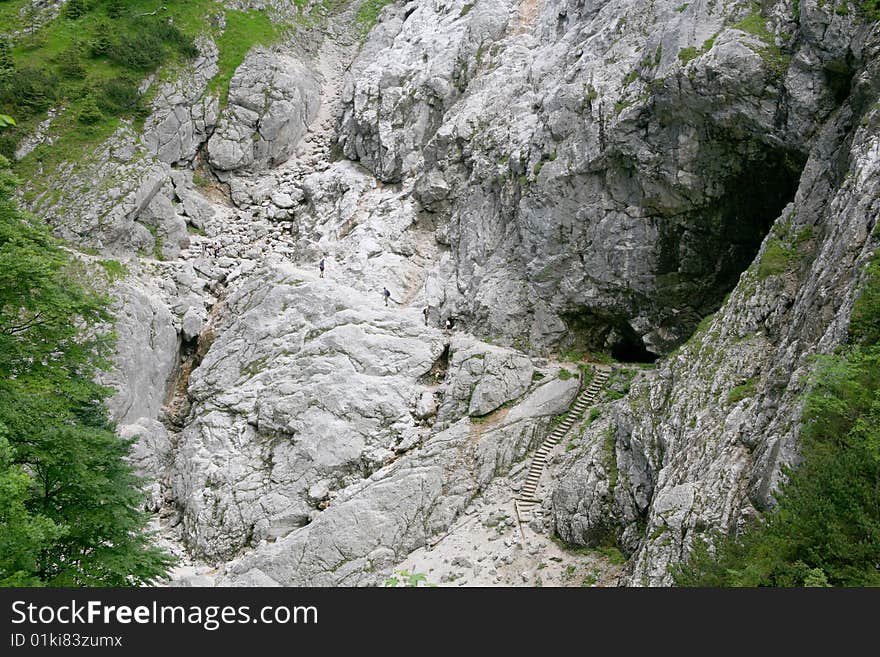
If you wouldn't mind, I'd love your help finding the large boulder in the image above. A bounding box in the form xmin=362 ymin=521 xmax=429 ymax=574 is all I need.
xmin=207 ymin=49 xmax=321 ymax=172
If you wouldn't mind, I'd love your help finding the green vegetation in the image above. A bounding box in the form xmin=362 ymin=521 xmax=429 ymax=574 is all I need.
xmin=677 ymin=46 xmax=699 ymax=64
xmin=862 ymin=0 xmax=880 ymax=21
xmin=383 ymin=569 xmax=435 ymax=587
xmin=726 ymin=378 xmax=757 ymax=405
xmin=754 ymin=220 xmax=816 ymax=281
xmin=678 ymin=32 xmax=718 ymax=66
xmin=551 ymin=534 xmax=626 ymax=567
xmin=0 ymin=157 xmax=172 ymax=586
xmin=355 ymin=0 xmax=395 ymax=37
xmin=756 ymin=237 xmax=795 ymax=279
xmin=732 ymin=4 xmax=791 ymax=75
xmin=0 ymin=1 xmax=283 ymax=181
xmin=849 ymin=251 xmax=880 ymax=345
xmin=675 ymin=245 xmax=880 ymax=587
xmin=97 ymin=258 xmax=128 ymax=281
xmin=613 ymin=99 xmax=634 ymax=115
xmin=558 ymin=367 xmax=575 ymax=381
xmin=210 ymin=9 xmax=278 ymax=107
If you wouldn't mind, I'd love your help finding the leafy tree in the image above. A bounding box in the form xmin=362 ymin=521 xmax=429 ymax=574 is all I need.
xmin=0 ymin=429 xmax=63 ymax=587
xmin=0 ymin=157 xmax=173 ymax=586
xmin=104 ymin=0 xmax=126 ymax=19
xmin=0 ymin=67 xmax=57 ymax=116
xmin=96 ymin=77 xmax=142 ymax=116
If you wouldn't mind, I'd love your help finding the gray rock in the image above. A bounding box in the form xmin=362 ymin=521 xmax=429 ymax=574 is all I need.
xmin=207 ymin=49 xmax=321 ymax=172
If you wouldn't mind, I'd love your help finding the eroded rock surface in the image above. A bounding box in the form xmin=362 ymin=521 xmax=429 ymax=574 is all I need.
xmin=14 ymin=0 xmax=880 ymax=586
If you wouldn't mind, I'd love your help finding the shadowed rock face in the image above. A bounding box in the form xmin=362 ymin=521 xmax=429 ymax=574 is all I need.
xmin=18 ymin=0 xmax=880 ymax=585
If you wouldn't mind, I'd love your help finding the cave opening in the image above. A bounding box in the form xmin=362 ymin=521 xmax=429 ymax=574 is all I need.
xmin=709 ymin=147 xmax=806 ymax=298
xmin=609 ymin=328 xmax=659 ymax=364
xmin=559 ymin=143 xmax=806 ymax=362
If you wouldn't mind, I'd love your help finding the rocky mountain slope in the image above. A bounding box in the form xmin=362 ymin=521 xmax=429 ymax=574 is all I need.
xmin=9 ymin=0 xmax=879 ymax=585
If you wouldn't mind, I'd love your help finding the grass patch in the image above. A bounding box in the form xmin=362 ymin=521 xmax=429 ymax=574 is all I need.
xmin=97 ymin=258 xmax=128 ymax=281
xmin=354 ymin=0 xmax=395 ymax=38
xmin=209 ymin=9 xmax=279 ymax=107
xmin=732 ymin=3 xmax=791 ymax=76
xmin=558 ymin=367 xmax=575 ymax=381
xmin=726 ymin=378 xmax=757 ymax=405
xmin=678 ymin=46 xmax=699 ymax=64
xmin=756 ymin=238 xmax=795 ymax=280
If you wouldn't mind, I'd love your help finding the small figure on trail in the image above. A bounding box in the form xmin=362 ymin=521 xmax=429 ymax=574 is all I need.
xmin=444 ymin=317 xmax=455 ymax=332
xmin=383 ymin=287 xmax=391 ymax=306
xmin=422 ymin=305 xmax=429 ymax=326
xmin=319 ymin=256 xmax=325 ymax=279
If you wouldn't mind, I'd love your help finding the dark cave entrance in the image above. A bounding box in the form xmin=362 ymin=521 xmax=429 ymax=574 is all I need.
xmin=560 ymin=144 xmax=806 ymax=362
xmin=708 ymin=147 xmax=807 ymax=298
xmin=609 ymin=327 xmax=659 ymax=364
xmin=560 ymin=311 xmax=660 ymax=364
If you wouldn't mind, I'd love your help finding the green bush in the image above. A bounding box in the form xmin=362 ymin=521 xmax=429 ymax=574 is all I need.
xmin=88 ymin=19 xmax=115 ymax=57
xmin=0 ymin=67 xmax=58 ymax=115
xmin=862 ymin=0 xmax=880 ymax=20
xmin=103 ymin=0 xmax=126 ymax=19
xmin=76 ymin=95 xmax=103 ymax=125
xmin=64 ymin=0 xmax=90 ymax=20
xmin=0 ymin=40 xmax=12 ymax=71
xmin=96 ymin=77 xmax=142 ymax=116
xmin=56 ymin=46 xmax=86 ymax=80
xmin=107 ymin=18 xmax=197 ymax=70
xmin=849 ymin=251 xmax=880 ymax=345
xmin=108 ymin=31 xmax=165 ymax=70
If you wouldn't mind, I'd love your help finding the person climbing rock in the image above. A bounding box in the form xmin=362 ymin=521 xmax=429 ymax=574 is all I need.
xmin=383 ymin=287 xmax=391 ymax=306
xmin=444 ymin=317 xmax=455 ymax=332
xmin=422 ymin=305 xmax=429 ymax=326
xmin=319 ymin=256 xmax=325 ymax=279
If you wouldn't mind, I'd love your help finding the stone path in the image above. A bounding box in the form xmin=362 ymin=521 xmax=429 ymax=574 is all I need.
xmin=515 ymin=365 xmax=611 ymax=522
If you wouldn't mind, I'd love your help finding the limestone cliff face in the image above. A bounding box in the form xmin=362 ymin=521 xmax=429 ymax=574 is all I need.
xmin=14 ymin=0 xmax=880 ymax=584
xmin=340 ymin=0 xmax=865 ymax=357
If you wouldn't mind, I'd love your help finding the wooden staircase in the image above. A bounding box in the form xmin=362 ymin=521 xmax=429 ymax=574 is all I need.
xmin=514 ymin=366 xmax=611 ymax=523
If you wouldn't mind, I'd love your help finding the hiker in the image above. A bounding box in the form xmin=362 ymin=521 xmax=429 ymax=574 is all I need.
xmin=444 ymin=317 xmax=455 ymax=332
xmin=422 ymin=305 xmax=429 ymax=326
xmin=383 ymin=287 xmax=391 ymax=306
xmin=319 ymin=256 xmax=325 ymax=279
